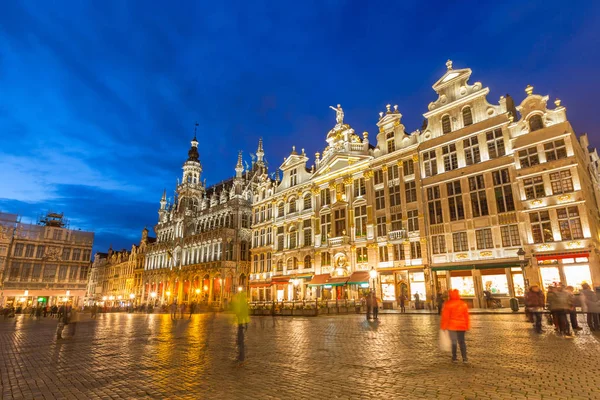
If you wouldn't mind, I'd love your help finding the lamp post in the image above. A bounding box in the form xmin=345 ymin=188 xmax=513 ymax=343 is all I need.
xmin=195 ymin=288 xmax=200 ymax=301
xmin=369 ymin=267 xmax=378 ymax=294
xmin=517 ymin=248 xmax=529 ymax=291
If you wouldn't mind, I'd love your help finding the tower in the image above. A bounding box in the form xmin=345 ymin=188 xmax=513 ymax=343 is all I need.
xmin=182 ymin=123 xmax=203 ymax=186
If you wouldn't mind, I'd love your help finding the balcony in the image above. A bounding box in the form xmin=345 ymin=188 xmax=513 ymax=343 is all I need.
xmin=328 ymin=236 xmax=349 ymax=247
xmin=388 ymin=230 xmax=407 ymax=241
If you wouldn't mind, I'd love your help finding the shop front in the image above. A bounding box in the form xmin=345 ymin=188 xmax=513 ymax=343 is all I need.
xmin=308 ymin=271 xmax=370 ymax=301
xmin=377 ymin=268 xmax=427 ymax=310
xmin=534 ymin=252 xmax=594 ymax=292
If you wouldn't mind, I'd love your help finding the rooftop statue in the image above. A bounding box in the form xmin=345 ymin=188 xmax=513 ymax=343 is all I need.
xmin=329 ymin=104 xmax=344 ymax=125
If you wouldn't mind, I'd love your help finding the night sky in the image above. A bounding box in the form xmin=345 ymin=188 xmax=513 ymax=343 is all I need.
xmin=1 ymin=1 xmax=599 ymax=254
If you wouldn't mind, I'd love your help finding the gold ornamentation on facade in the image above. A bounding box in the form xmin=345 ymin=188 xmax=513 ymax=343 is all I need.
xmin=381 ymin=165 xmax=388 ymax=172
xmin=310 ymin=186 xmax=320 ymax=195
xmin=567 ymin=241 xmax=583 ymax=249
xmin=348 ymin=158 xmax=356 ymax=165
xmin=394 ymin=120 xmax=400 ymax=127
xmin=557 ymin=194 xmax=572 ymax=202
xmin=456 ymin=253 xmax=468 ymax=259
xmin=412 ymin=154 xmax=419 ymax=162
xmin=343 ymin=176 xmax=353 ymax=185
xmin=538 ymin=244 xmax=552 ymax=251
xmin=363 ymin=170 xmax=374 ymax=180
xmin=531 ymin=199 xmax=543 ymax=207
xmin=419 ymin=237 xmax=427 ymax=244
xmin=328 ymin=181 xmax=336 ymax=190
xmin=396 ymin=160 xmax=403 ymax=167
xmin=379 ymin=126 xmax=384 ymax=133
xmin=480 ymin=251 xmax=493 ymax=257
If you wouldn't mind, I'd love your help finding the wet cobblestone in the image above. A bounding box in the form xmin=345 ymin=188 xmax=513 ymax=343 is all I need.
xmin=1 ymin=313 xmax=600 ymax=399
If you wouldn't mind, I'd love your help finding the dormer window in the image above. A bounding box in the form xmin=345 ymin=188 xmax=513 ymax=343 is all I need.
xmin=462 ymin=107 xmax=473 ymax=126
xmin=386 ymin=131 xmax=396 ymax=153
xmin=290 ymin=169 xmax=297 ymax=186
xmin=441 ymin=115 xmax=452 ymax=134
xmin=529 ymin=115 xmax=544 ymax=132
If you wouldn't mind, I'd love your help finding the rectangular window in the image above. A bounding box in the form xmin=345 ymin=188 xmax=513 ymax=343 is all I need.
xmin=334 ymin=209 xmax=346 ymax=236
xmin=486 ymin=129 xmax=505 ymax=159
xmin=475 ymin=229 xmax=494 ymax=249
xmin=453 ymin=232 xmax=469 ymax=252
xmin=357 ymin=247 xmax=368 ymax=263
xmin=79 ymin=265 xmax=89 ymax=281
xmin=20 ymin=263 xmax=31 ymax=281
xmin=43 ymin=264 xmax=57 ymax=282
xmin=353 ymin=178 xmax=366 ymax=198
xmin=519 ymin=147 xmax=539 ymax=168
xmin=427 ymin=186 xmax=443 ymax=224
xmin=375 ymin=189 xmax=386 ymax=210
xmin=544 ymin=139 xmax=567 ymax=162
xmin=253 ymin=255 xmax=259 ymax=273
xmin=321 ymin=189 xmax=331 ymax=206
xmin=320 ymin=213 xmax=331 ymax=242
xmin=53 ymin=230 xmax=62 ymax=240
xmin=277 ymin=226 xmax=284 ymax=251
xmin=557 ymin=206 xmax=583 ymax=240
xmin=322 ymin=252 xmax=331 ymax=266
xmin=374 ymin=169 xmax=384 ymax=185
xmin=36 ymin=246 xmax=46 ymax=259
xmin=31 ymin=264 xmax=42 ymax=280
xmin=290 ymin=168 xmax=297 ymax=186
xmin=303 ymin=219 xmax=312 ymax=246
xmin=405 ymin=181 xmax=417 ymax=203
xmin=403 ymin=159 xmax=414 ymax=176
xmin=442 ymin=143 xmax=458 ymax=171
xmin=9 ymin=262 xmax=20 ymax=279
xmin=303 ymin=195 xmax=311 ymax=210
xmin=289 ymin=230 xmax=297 ymax=249
xmin=432 ymin=235 xmax=446 ymax=254
xmin=407 ymin=210 xmax=419 ymax=232
xmin=267 ymin=253 xmax=272 ymax=272
xmin=379 ymin=246 xmax=389 ymax=262
xmin=376 ymin=216 xmax=387 ymax=237
xmin=391 ymin=210 xmax=403 ymax=231
xmin=550 ymin=170 xmax=574 ymax=195
xmin=68 ymin=266 xmax=78 ymax=280
xmin=524 ymin=176 xmax=545 ymax=200
xmin=423 ymin=150 xmax=437 ymax=177
xmin=354 ymin=205 xmax=367 ymax=238
xmin=492 ymin=169 xmax=515 ymax=213
xmin=463 ymin=136 xmax=481 ymax=166
xmin=389 ymin=184 xmax=401 ymax=207
xmin=388 ymin=164 xmax=400 ymax=181
xmin=13 ymin=243 xmax=24 ymax=257
xmin=25 ymin=244 xmax=35 ymax=258
xmin=469 ymin=175 xmax=488 ymax=217
xmin=500 ymin=225 xmax=521 ymax=247
xmin=447 ymin=180 xmax=464 ymax=221
xmin=386 ymin=131 xmax=396 ymax=153
xmin=530 ymin=211 xmax=553 ymax=243
xmin=410 ymin=242 xmax=422 ymax=259
xmin=393 ymin=243 xmax=405 ymax=260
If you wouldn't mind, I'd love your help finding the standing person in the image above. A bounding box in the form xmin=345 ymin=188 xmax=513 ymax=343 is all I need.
xmin=365 ymin=292 xmax=373 ymax=320
xmin=548 ymin=286 xmax=573 ymax=337
xmin=170 ymin=301 xmax=177 ymax=320
xmin=232 ymin=291 xmax=250 ymax=366
xmin=436 ymin=291 xmax=445 ymax=316
xmin=91 ymin=303 xmax=97 ymax=319
xmin=372 ymin=292 xmax=379 ymax=321
xmin=524 ymin=285 xmax=545 ymax=333
xmin=179 ymin=302 xmax=186 ymax=320
xmin=399 ymin=294 xmax=406 ymax=314
xmin=565 ymin=286 xmax=583 ymax=331
xmin=188 ymin=301 xmax=195 ymax=319
xmin=68 ymin=306 xmax=79 ymax=337
xmin=580 ymin=283 xmax=600 ymax=331
xmin=414 ymin=293 xmax=420 ymax=310
xmin=440 ymin=289 xmax=470 ymax=363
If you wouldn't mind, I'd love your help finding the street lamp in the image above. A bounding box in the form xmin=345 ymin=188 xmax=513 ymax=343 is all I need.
xmin=517 ymin=248 xmax=529 ymax=290
xmin=237 ymin=286 xmax=243 ymax=292
xmin=369 ymin=267 xmax=378 ymax=294
xmin=129 ymin=293 xmax=135 ymax=300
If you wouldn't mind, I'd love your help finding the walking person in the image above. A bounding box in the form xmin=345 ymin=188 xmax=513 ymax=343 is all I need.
xmin=366 ymin=292 xmax=373 ymax=320
xmin=188 ymin=301 xmax=195 ymax=319
xmin=232 ymin=291 xmax=250 ymax=366
xmin=436 ymin=291 xmax=445 ymax=316
xmin=179 ymin=302 xmax=186 ymax=319
xmin=68 ymin=306 xmax=79 ymax=337
xmin=548 ymin=285 xmax=573 ymax=337
xmin=565 ymin=286 xmax=583 ymax=331
xmin=440 ymin=289 xmax=470 ymax=363
xmin=524 ymin=285 xmax=545 ymax=333
xmin=170 ymin=301 xmax=177 ymax=321
xmin=580 ymin=283 xmax=600 ymax=331
xmin=399 ymin=294 xmax=406 ymax=314
xmin=372 ymin=291 xmax=379 ymax=320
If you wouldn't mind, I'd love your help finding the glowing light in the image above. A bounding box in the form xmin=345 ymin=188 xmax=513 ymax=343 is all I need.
xmin=129 ymin=294 xmax=135 ymax=299
xmin=150 ymin=292 xmax=157 ymax=298
xmin=237 ymin=286 xmax=243 ymax=292
xmin=195 ymin=288 xmax=200 ymax=294
xmin=102 ymin=296 xmax=107 ymax=301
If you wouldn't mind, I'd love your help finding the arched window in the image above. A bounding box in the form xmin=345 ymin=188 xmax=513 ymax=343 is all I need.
xmin=462 ymin=107 xmax=473 ymax=126
xmin=286 ymin=257 xmax=298 ymax=270
xmin=529 ymin=115 xmax=544 ymax=132
xmin=278 ymin=202 xmax=285 ymax=217
xmin=303 ymin=194 xmax=312 ymax=210
xmin=304 ymin=255 xmax=312 ymax=269
xmin=441 ymin=115 xmax=452 ymax=134
xmin=289 ymin=198 xmax=296 ymax=213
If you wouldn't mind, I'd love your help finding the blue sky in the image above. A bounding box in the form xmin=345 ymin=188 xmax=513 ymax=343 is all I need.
xmin=1 ymin=1 xmax=599 ymax=253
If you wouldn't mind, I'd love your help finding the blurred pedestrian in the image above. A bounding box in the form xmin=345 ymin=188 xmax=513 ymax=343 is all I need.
xmin=179 ymin=302 xmax=186 ymax=319
xmin=440 ymin=289 xmax=470 ymax=363
xmin=366 ymin=292 xmax=373 ymax=320
xmin=524 ymin=285 xmax=545 ymax=333
xmin=189 ymin=301 xmax=195 ymax=319
xmin=580 ymin=283 xmax=600 ymax=331
xmin=436 ymin=291 xmax=445 ymax=316
xmin=232 ymin=291 xmax=250 ymax=366
xmin=399 ymin=294 xmax=406 ymax=314
xmin=68 ymin=306 xmax=79 ymax=337
xmin=565 ymin=286 xmax=583 ymax=331
xmin=170 ymin=301 xmax=177 ymax=320
xmin=372 ymin=292 xmax=379 ymax=320
xmin=548 ymin=285 xmax=573 ymax=337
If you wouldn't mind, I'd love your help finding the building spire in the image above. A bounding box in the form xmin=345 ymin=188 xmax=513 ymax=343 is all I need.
xmin=193 ymin=122 xmax=199 ymax=141
xmin=235 ymin=151 xmax=244 ymax=178
xmin=160 ymin=188 xmax=167 ymax=209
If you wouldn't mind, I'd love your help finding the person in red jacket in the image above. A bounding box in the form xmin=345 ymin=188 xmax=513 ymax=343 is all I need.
xmin=441 ymin=289 xmax=470 ymax=363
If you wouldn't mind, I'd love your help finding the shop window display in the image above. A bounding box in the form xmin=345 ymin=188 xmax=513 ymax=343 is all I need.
xmin=512 ymin=274 xmax=525 ymax=296
xmin=481 ymin=274 xmax=509 ymax=295
xmin=409 ymin=272 xmax=426 ymax=301
xmin=540 ymin=267 xmax=561 ymax=289
xmin=381 ymin=274 xmax=396 ymax=301
xmin=451 ymin=276 xmax=475 ymax=297
xmin=563 ymin=265 xmax=592 ymax=292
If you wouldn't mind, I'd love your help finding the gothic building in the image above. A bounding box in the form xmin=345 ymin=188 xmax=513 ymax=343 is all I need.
xmin=142 ymin=130 xmax=263 ymax=306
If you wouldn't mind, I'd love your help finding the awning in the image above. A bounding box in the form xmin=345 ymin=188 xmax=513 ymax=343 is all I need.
xmin=431 ymin=261 xmax=522 ymax=272
xmin=271 ymin=277 xmax=290 ymax=283
xmin=249 ymin=282 xmax=271 ymax=288
xmin=346 ymin=271 xmax=370 ymax=285
xmin=535 ymin=252 xmax=589 ymax=261
xmin=307 ymin=274 xmax=331 ymax=286
xmin=324 ymin=277 xmax=349 ymax=286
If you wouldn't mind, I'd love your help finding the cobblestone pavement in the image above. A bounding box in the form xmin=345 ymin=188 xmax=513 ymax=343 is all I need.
xmin=1 ymin=312 xmax=600 ymax=400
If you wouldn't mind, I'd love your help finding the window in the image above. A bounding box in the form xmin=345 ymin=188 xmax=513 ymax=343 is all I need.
xmin=253 ymin=255 xmax=259 ymax=272
xmin=463 ymin=136 xmax=480 ymax=166
xmin=353 ymin=178 xmax=366 ymax=198
xmin=550 ymin=170 xmax=574 ymax=195
xmin=391 ymin=210 xmax=402 ymax=231
xmin=321 ymin=189 xmax=331 ymax=206
xmin=379 ymin=246 xmax=389 ymax=262
xmin=289 ymin=198 xmax=296 ymax=213
xmin=469 ymin=175 xmax=489 ymax=217
xmin=442 ymin=143 xmax=458 ymax=171
xmin=403 ymin=159 xmax=414 ymax=176
xmin=36 ymin=246 xmax=46 ymax=259
xmin=544 ymin=139 xmax=568 ymax=162
xmin=529 ymin=115 xmax=544 ymax=132
xmin=432 ymin=235 xmax=446 ymax=254
xmin=277 ymin=227 xmax=284 ymax=251
xmin=53 ymin=230 xmax=62 ymax=240
xmin=303 ymin=219 xmax=312 ymax=246
xmin=410 ymin=242 xmax=422 ymax=259
xmin=266 ymin=253 xmax=272 ymax=272
xmin=375 ymin=189 xmax=386 ymax=210
xmin=290 ymin=169 xmax=297 ymax=186
xmin=32 ymin=264 xmax=42 ymax=281
xmin=43 ymin=264 xmax=57 ymax=282
xmin=447 ymin=181 xmax=464 ymax=221
xmin=405 ymin=181 xmax=417 ymax=203
xmin=277 ymin=260 xmax=284 ymax=271
xmin=492 ymin=169 xmax=515 ymax=213
xmin=407 ymin=210 xmax=419 ymax=232
xmin=519 ymin=147 xmax=539 ymax=168
xmin=354 ymin=205 xmax=367 ymax=238
xmin=357 ymin=247 xmax=368 ymax=263
xmin=427 ymin=186 xmax=443 ymax=224
xmin=530 ymin=211 xmax=553 ymax=243
xmin=241 ymin=213 xmax=250 ymax=228
xmin=389 ymin=184 xmax=401 ymax=207
xmin=374 ymin=169 xmax=384 ymax=185
xmin=388 ymin=165 xmax=400 ymax=181
xmin=557 ymin=207 xmax=583 ymax=240
xmin=500 ymin=225 xmax=521 ymax=247
xmin=423 ymin=150 xmax=437 ymax=177
xmin=320 ymin=213 xmax=331 ymax=242
xmin=475 ymin=229 xmax=494 ymax=249
xmin=303 ymin=195 xmax=312 ymax=210
xmin=321 ymin=252 xmax=331 ymax=266
xmin=287 ymin=258 xmax=298 ymax=270
xmin=524 ymin=176 xmax=545 ymax=200
xmin=20 ymin=263 xmax=31 ymax=281
xmin=25 ymin=244 xmax=35 ymax=258
xmin=386 ymin=131 xmax=396 ymax=153
xmin=453 ymin=232 xmax=469 ymax=252
xmin=277 ymin=202 xmax=285 ymax=217
xmin=288 ymin=227 xmax=297 ymax=249
xmin=441 ymin=115 xmax=451 ymax=134
xmin=9 ymin=262 xmax=19 ymax=279
xmin=376 ymin=216 xmax=387 ymax=237
xmin=462 ymin=107 xmax=473 ymax=126
xmin=304 ymin=255 xmax=312 ymax=269
xmin=253 ymin=231 xmax=259 ymax=248
xmin=393 ymin=243 xmax=405 ymax=260
xmin=486 ymin=129 xmax=505 ymax=159
xmin=334 ymin=209 xmax=346 ymax=236
xmin=266 ymin=227 xmax=272 ymax=245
